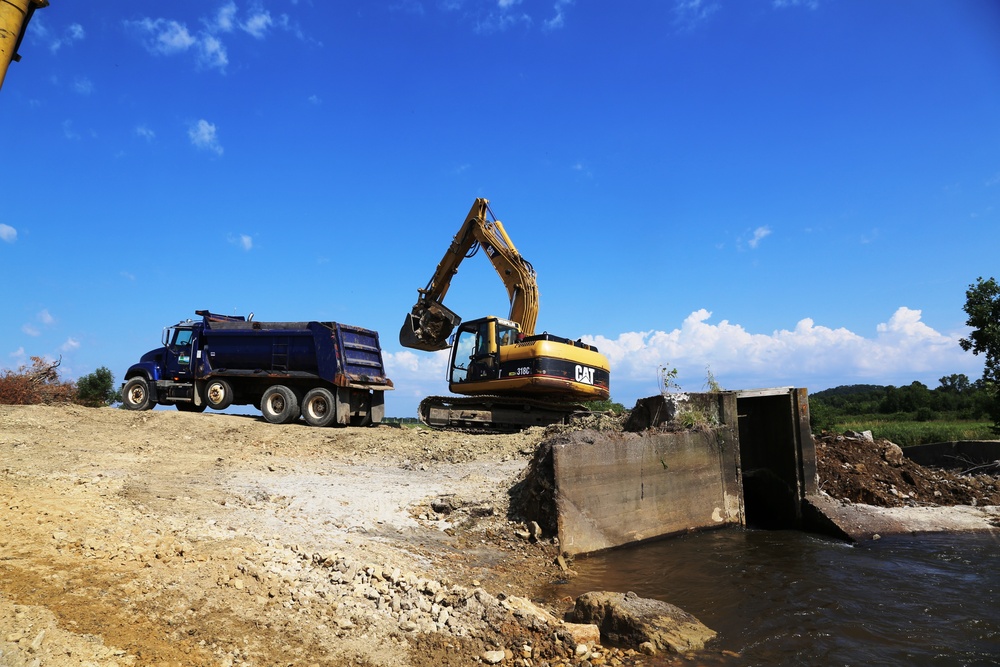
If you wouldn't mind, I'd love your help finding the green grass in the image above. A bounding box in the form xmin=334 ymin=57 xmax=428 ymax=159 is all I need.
xmin=832 ymin=419 xmax=996 ymax=447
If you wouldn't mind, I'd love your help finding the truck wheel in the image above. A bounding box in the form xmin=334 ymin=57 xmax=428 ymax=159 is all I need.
xmin=122 ymin=377 xmax=154 ymax=411
xmin=260 ymin=385 xmax=300 ymax=424
xmin=302 ymin=388 xmax=337 ymax=427
xmin=205 ymin=379 xmax=234 ymax=410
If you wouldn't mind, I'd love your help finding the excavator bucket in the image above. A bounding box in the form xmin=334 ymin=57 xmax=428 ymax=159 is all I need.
xmin=399 ymin=301 xmax=461 ymax=352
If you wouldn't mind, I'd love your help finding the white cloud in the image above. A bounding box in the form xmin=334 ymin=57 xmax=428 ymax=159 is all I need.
xmin=128 ymin=18 xmax=197 ymax=55
xmin=748 ymin=225 xmax=772 ymax=249
xmin=383 ymin=349 xmax=451 ymax=411
xmin=21 ymin=324 xmax=40 ymax=337
xmin=37 ymin=309 xmax=55 ymax=325
xmin=583 ymin=307 xmax=980 ymax=401
xmin=135 ymin=125 xmax=155 ymax=141
xmin=60 ymin=338 xmax=81 ymax=352
xmin=62 ymin=119 xmax=80 ymax=140
xmin=39 ymin=21 xmax=86 ymax=53
xmin=227 ymin=233 xmax=253 ymax=251
xmin=773 ymin=0 xmax=820 ymax=9
xmin=0 ymin=223 xmax=16 ymax=243
xmin=543 ymin=0 xmax=573 ymax=30
xmin=673 ymin=0 xmax=720 ymax=30
xmin=127 ymin=16 xmax=227 ymax=71
xmin=198 ymin=35 xmax=229 ymax=70
xmin=242 ymin=9 xmax=274 ymax=38
xmin=188 ymin=119 xmax=223 ymax=156
xmin=213 ymin=2 xmax=238 ymax=32
xmin=73 ymin=77 xmax=94 ymax=95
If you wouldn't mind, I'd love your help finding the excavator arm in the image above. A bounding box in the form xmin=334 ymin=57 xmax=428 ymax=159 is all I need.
xmin=400 ymin=198 xmax=539 ymax=351
xmin=0 ymin=0 xmax=47 ymax=91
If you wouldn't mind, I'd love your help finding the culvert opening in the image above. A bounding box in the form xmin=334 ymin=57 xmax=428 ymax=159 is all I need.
xmin=736 ymin=388 xmax=816 ymax=530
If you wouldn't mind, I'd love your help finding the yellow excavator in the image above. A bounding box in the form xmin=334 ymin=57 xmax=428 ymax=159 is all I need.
xmin=400 ymin=198 xmax=610 ymax=429
xmin=0 ymin=0 xmax=47 ymax=91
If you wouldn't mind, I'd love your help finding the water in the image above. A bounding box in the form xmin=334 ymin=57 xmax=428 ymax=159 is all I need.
xmin=538 ymin=529 xmax=1000 ymax=666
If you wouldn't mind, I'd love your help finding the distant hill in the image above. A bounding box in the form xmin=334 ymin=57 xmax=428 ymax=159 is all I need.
xmin=811 ymin=384 xmax=887 ymax=399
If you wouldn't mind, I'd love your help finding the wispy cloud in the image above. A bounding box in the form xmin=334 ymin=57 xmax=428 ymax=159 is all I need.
xmin=127 ymin=18 xmax=197 ymax=56
xmin=673 ymin=0 xmax=720 ymax=30
xmin=126 ymin=16 xmax=226 ymax=70
xmin=229 ymin=233 xmax=253 ymax=251
xmin=73 ymin=77 xmax=94 ymax=95
xmin=20 ymin=309 xmax=55 ymax=338
xmin=0 ymin=223 xmax=16 ymax=243
xmin=31 ymin=19 xmax=85 ymax=53
xmin=188 ymin=119 xmax=223 ymax=156
xmin=543 ymin=0 xmax=573 ymax=31
xmin=62 ymin=119 xmax=80 ymax=140
xmin=242 ymin=8 xmax=274 ymax=38
xmin=747 ymin=225 xmax=772 ymax=249
xmin=773 ymin=0 xmax=820 ymax=9
xmin=60 ymin=338 xmax=81 ymax=353
xmin=126 ymin=3 xmax=307 ymax=73
xmin=135 ymin=125 xmax=156 ymax=142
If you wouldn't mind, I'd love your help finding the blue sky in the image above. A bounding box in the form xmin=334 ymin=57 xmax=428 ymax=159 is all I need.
xmin=1 ymin=0 xmax=998 ymax=418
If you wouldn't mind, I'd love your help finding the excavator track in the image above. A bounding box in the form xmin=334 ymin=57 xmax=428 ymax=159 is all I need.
xmin=418 ymin=395 xmax=587 ymax=432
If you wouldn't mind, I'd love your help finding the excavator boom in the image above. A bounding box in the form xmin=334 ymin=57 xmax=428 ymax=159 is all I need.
xmin=0 ymin=0 xmax=47 ymax=91
xmin=399 ymin=198 xmax=538 ymax=351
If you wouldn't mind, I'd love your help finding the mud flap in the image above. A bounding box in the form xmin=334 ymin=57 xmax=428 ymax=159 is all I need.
xmin=370 ymin=391 xmax=385 ymax=424
xmin=335 ymin=387 xmax=351 ymax=425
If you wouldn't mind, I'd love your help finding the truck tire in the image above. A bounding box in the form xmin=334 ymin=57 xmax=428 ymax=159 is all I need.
xmin=301 ymin=388 xmax=337 ymax=427
xmin=204 ymin=379 xmax=234 ymax=410
xmin=260 ymin=385 xmax=300 ymax=424
xmin=122 ymin=377 xmax=154 ymax=411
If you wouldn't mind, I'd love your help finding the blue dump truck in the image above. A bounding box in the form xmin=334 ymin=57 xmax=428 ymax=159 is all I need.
xmin=121 ymin=310 xmax=393 ymax=426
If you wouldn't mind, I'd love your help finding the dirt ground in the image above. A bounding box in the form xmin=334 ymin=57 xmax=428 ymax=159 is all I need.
xmin=1 ymin=406 xmax=998 ymax=667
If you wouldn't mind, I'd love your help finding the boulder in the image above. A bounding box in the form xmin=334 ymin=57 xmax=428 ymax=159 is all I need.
xmin=567 ymin=591 xmax=715 ymax=653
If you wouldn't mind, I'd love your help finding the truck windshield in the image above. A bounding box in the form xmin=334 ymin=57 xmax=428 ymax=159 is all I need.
xmin=172 ymin=329 xmax=193 ymax=347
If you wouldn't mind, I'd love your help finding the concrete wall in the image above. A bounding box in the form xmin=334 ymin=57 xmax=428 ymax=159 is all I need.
xmin=902 ymin=440 xmax=1000 ymax=469
xmin=552 ymin=393 xmax=743 ymax=556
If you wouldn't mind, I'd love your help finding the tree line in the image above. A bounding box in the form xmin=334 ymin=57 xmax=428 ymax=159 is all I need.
xmin=809 ymin=374 xmax=993 ymax=427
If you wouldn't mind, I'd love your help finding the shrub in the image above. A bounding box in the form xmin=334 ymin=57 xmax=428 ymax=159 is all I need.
xmin=75 ymin=366 xmax=120 ymax=407
xmin=0 ymin=356 xmax=76 ymax=405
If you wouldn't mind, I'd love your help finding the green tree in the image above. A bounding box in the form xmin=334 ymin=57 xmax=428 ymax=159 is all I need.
xmin=959 ymin=277 xmax=1000 ymax=434
xmin=75 ymin=366 xmax=119 ymax=407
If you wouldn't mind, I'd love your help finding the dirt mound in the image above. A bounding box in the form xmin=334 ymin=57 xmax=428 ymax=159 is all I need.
xmin=814 ymin=432 xmax=1000 ymax=507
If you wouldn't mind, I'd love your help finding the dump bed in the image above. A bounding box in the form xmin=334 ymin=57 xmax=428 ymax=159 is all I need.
xmin=200 ymin=317 xmax=392 ymax=390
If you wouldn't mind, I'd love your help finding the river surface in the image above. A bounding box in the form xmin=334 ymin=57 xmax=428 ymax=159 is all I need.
xmin=538 ymin=529 xmax=1000 ymax=666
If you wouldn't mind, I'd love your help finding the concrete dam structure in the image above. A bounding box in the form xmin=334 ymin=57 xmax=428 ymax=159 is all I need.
xmin=519 ymin=388 xmax=819 ymax=556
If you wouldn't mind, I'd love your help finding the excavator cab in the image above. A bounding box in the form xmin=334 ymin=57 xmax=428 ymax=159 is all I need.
xmin=448 ymin=317 xmax=521 ymax=385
